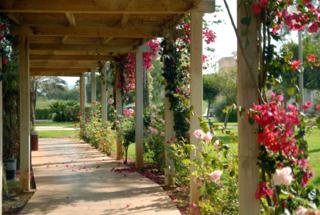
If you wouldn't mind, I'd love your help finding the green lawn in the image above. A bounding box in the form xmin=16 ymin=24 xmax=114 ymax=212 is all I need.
xmin=35 ymin=120 xmax=78 ymax=128
xmin=306 ymin=128 xmax=320 ymax=186
xmin=38 ymin=130 xmax=79 ymax=138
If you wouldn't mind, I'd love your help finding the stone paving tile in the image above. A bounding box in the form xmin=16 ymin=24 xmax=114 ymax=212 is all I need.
xmin=21 ymin=138 xmax=180 ymax=215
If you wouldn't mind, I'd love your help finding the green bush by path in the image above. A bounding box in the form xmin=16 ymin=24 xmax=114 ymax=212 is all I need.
xmin=49 ymin=100 xmax=80 ymax=122
xmin=35 ymin=108 xmax=50 ymax=120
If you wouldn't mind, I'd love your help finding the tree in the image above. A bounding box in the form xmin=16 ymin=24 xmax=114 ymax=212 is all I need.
xmin=203 ymin=74 xmax=219 ymax=118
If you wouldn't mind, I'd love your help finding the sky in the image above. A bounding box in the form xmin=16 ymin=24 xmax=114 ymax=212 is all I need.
xmin=61 ymin=0 xmax=237 ymax=87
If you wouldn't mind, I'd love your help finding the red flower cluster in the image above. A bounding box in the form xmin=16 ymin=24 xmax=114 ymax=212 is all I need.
xmin=250 ymin=93 xmax=300 ymax=156
xmin=123 ymin=40 xmax=159 ymax=92
xmin=290 ymin=60 xmax=302 ymax=71
xmin=250 ymin=1 xmax=320 ymax=34
xmin=255 ymin=181 xmax=273 ymax=199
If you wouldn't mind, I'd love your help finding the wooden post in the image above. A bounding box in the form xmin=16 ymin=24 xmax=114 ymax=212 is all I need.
xmin=19 ymin=36 xmax=30 ymax=191
xmin=189 ymin=11 xmax=203 ymax=210
xmin=135 ymin=46 xmax=144 ymax=169
xmin=101 ymin=62 xmax=108 ymax=122
xmin=0 ymin=54 xmax=3 ymax=214
xmin=164 ymin=96 xmax=175 ymax=186
xmin=115 ymin=66 xmax=123 ymax=160
xmin=80 ymin=74 xmax=86 ymax=135
xmin=91 ymin=69 xmax=96 ymax=107
xmin=237 ymin=1 xmax=260 ymax=214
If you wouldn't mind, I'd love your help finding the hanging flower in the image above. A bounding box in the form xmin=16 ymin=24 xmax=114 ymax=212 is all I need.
xmin=272 ymin=167 xmax=294 ymax=186
xmin=290 ymin=60 xmax=302 ymax=71
xmin=255 ymin=182 xmax=273 ymax=199
xmin=306 ymin=54 xmax=316 ymax=63
xmin=302 ymin=101 xmax=312 ymax=110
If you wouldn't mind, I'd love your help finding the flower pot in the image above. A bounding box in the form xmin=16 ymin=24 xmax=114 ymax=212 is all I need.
xmin=31 ymin=133 xmax=39 ymax=151
xmin=5 ymin=158 xmax=17 ymax=180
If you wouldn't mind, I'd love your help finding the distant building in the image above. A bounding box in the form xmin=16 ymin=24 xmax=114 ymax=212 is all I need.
xmin=218 ymin=56 xmax=237 ymax=71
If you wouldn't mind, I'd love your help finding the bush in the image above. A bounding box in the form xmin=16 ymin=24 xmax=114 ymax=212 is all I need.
xmin=116 ymin=115 xmax=135 ymax=164
xmin=35 ymin=108 xmax=50 ymax=120
xmin=49 ymin=100 xmax=80 ymax=122
xmin=214 ymin=96 xmax=237 ymax=123
xmin=81 ymin=106 xmax=116 ymax=155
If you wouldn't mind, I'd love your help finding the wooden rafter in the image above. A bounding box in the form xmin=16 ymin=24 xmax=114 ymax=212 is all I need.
xmin=29 ymin=43 xmax=134 ymax=53
xmin=30 ymin=54 xmax=112 ymax=61
xmin=12 ymin=26 xmax=161 ymax=38
xmin=0 ymin=0 xmax=212 ymax=14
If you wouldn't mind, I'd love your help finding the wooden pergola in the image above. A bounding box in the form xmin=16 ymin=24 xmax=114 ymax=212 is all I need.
xmin=0 ymin=1 xmax=260 ymax=214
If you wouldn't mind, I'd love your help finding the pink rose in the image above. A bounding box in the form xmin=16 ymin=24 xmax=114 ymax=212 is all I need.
xmin=193 ymin=129 xmax=205 ymax=140
xmin=203 ymin=132 xmax=213 ymax=143
xmin=272 ymin=167 xmax=294 ymax=186
xmin=302 ymin=101 xmax=312 ymax=110
xmin=208 ymin=170 xmax=222 ymax=183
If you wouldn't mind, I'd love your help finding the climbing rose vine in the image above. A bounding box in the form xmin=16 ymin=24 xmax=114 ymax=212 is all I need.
xmin=123 ymin=40 xmax=160 ymax=92
xmin=248 ymin=93 xmax=319 ymax=213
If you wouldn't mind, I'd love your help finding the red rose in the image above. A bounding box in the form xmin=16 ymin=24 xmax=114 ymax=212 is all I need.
xmin=308 ymin=22 xmax=318 ymax=33
xmin=290 ymin=60 xmax=301 ymax=71
xmin=251 ymin=3 xmax=262 ymax=15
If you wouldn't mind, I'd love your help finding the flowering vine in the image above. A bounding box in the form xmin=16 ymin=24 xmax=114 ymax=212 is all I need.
xmin=236 ymin=0 xmax=320 ymax=212
xmin=122 ymin=40 xmax=160 ymax=92
xmin=248 ymin=93 xmax=320 ymax=213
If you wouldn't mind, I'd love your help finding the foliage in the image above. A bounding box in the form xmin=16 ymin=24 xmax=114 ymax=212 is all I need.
xmin=49 ymin=100 xmax=80 ymax=122
xmin=143 ymin=105 xmax=165 ymax=170
xmin=1 ymin=14 xmax=20 ymax=160
xmin=115 ymin=113 xmax=135 ymax=164
xmin=81 ymin=106 xmax=116 ymax=155
xmin=161 ymin=38 xmax=191 ymax=140
xmin=168 ymin=122 xmax=239 ymax=214
xmin=35 ymin=108 xmax=50 ymax=120
xmin=248 ymin=93 xmax=320 ymax=213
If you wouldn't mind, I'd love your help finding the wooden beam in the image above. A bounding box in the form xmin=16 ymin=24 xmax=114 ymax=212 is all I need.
xmin=189 ymin=11 xmax=203 ymax=212
xmin=101 ymin=37 xmax=114 ymax=45
xmin=12 ymin=26 xmax=160 ymax=38
xmin=7 ymin=13 xmax=22 ymax=24
xmin=30 ymin=54 xmax=112 ymax=61
xmin=0 ymin=55 xmax=3 ymax=215
xmin=29 ymin=43 xmax=133 ymax=53
xmin=80 ymin=74 xmax=86 ymax=134
xmin=192 ymin=0 xmax=215 ymax=13
xmin=115 ymin=64 xmax=123 ymax=160
xmin=30 ymin=67 xmax=88 ymax=74
xmin=135 ymin=45 xmax=144 ymax=169
xmin=101 ymin=62 xmax=108 ymax=122
xmin=237 ymin=0 xmax=260 ymax=214
xmin=19 ymin=36 xmax=31 ymax=192
xmin=65 ymin=12 xmax=76 ymax=26
xmin=0 ymin=0 xmax=202 ymax=14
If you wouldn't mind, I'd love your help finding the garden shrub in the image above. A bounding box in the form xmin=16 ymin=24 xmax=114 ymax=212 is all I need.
xmin=35 ymin=108 xmax=50 ymax=120
xmin=49 ymin=100 xmax=80 ymax=122
xmin=81 ymin=106 xmax=116 ymax=156
xmin=144 ymin=105 xmax=165 ymax=171
xmin=116 ymin=110 xmax=135 ymax=164
xmin=168 ymin=120 xmax=239 ymax=214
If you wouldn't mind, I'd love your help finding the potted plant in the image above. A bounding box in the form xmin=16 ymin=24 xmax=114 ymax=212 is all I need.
xmin=5 ymin=157 xmax=17 ymax=180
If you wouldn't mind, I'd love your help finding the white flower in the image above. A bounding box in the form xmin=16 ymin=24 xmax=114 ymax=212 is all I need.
xmin=208 ymin=170 xmax=223 ymax=183
xmin=272 ymin=167 xmax=294 ymax=186
xmin=295 ymin=206 xmax=308 ymax=215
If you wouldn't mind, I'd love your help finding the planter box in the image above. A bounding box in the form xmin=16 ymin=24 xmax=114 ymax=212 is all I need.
xmin=31 ymin=133 xmax=39 ymax=151
xmin=5 ymin=158 xmax=17 ymax=180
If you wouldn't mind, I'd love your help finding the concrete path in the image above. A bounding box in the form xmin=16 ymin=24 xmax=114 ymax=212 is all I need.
xmin=21 ymin=138 xmax=180 ymax=215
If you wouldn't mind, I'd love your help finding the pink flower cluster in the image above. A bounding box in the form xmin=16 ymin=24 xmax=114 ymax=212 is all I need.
xmin=208 ymin=170 xmax=222 ymax=183
xmin=148 ymin=126 xmax=159 ymax=135
xmin=255 ymin=181 xmax=273 ymax=199
xmin=123 ymin=40 xmax=159 ymax=92
xmin=123 ymin=108 xmax=135 ymax=117
xmin=272 ymin=167 xmax=294 ymax=186
xmin=250 ymin=93 xmax=300 ymax=156
xmin=193 ymin=129 xmax=213 ymax=143
xmin=250 ymin=0 xmax=320 ymax=34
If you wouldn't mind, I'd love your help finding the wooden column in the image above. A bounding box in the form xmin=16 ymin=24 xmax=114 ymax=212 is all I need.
xmin=0 ymin=55 xmax=3 ymax=214
xmin=19 ymin=36 xmax=30 ymax=191
xmin=80 ymin=74 xmax=86 ymax=134
xmin=237 ymin=1 xmax=260 ymax=214
xmin=164 ymin=96 xmax=175 ymax=186
xmin=115 ymin=66 xmax=123 ymax=160
xmin=101 ymin=62 xmax=108 ymax=122
xmin=135 ymin=46 xmax=145 ymax=169
xmin=91 ymin=69 xmax=96 ymax=107
xmin=189 ymin=11 xmax=203 ymax=209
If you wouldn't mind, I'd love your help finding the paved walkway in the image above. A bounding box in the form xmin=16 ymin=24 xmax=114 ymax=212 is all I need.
xmin=21 ymin=138 xmax=180 ymax=215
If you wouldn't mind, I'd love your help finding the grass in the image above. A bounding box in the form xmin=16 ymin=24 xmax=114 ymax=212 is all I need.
xmin=306 ymin=128 xmax=320 ymax=186
xmin=35 ymin=120 xmax=78 ymax=128
xmin=38 ymin=130 xmax=79 ymax=138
